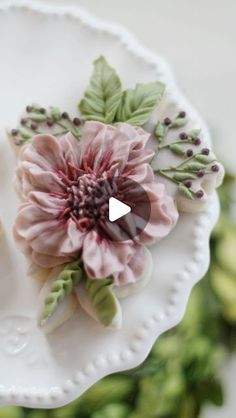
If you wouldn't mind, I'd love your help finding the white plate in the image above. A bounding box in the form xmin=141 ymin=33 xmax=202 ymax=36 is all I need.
xmin=0 ymin=0 xmax=219 ymax=408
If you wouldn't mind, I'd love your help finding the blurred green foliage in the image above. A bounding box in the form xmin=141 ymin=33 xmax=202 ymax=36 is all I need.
xmin=1 ymin=173 xmax=235 ymax=418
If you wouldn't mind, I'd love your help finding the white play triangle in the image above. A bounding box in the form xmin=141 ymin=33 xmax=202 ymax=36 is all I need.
xmin=109 ymin=197 xmax=131 ymax=222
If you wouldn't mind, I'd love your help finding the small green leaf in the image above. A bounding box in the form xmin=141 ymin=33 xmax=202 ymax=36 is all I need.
xmin=155 ymin=122 xmax=166 ymax=141
xmin=178 ymin=183 xmax=194 ymax=199
xmin=86 ymin=278 xmax=119 ymax=327
xmin=169 ymin=144 xmax=185 ymax=155
xmin=31 ymin=103 xmax=40 ymax=111
xmin=184 ymin=162 xmax=206 ymax=171
xmin=115 ymin=81 xmax=165 ymax=126
xmin=50 ymin=106 xmax=61 ymax=121
xmin=29 ymin=113 xmax=47 ymax=122
xmin=195 ymin=154 xmax=213 ymax=164
xmin=188 ymin=129 xmax=201 ymax=139
xmin=173 ymin=172 xmax=196 ymax=181
xmin=40 ymin=260 xmax=82 ymax=325
xmin=170 ymin=117 xmax=187 ymax=128
xmin=79 ymin=56 xmax=122 ymax=123
xmin=19 ymin=128 xmax=31 ymax=140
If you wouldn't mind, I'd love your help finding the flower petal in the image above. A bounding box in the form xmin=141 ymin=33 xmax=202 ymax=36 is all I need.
xmin=20 ymin=134 xmax=67 ymax=172
xmin=113 ymin=245 xmax=152 ymax=289
xmin=82 ymin=230 xmax=134 ymax=278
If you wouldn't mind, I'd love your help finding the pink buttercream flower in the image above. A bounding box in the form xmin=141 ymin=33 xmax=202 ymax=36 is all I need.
xmin=13 ymin=122 xmax=178 ymax=285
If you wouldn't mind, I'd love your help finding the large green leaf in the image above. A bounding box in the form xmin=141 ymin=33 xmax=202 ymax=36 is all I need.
xmin=86 ymin=278 xmax=120 ymax=327
xmin=79 ymin=56 xmax=122 ymax=123
xmin=115 ymin=81 xmax=165 ymax=126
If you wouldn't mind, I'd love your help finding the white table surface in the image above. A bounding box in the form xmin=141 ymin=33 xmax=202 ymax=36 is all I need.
xmin=2 ymin=0 xmax=236 ymax=415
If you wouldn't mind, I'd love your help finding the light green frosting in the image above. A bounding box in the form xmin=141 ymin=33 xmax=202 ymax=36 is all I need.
xmin=40 ymin=260 xmax=82 ymax=326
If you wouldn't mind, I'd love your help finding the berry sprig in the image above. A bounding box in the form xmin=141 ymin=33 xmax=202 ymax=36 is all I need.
xmin=155 ymin=111 xmax=189 ymax=146
xmin=9 ymin=104 xmax=82 ymax=145
xmin=155 ymin=111 xmax=220 ymax=200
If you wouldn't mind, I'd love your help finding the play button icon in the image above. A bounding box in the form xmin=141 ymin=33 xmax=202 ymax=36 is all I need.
xmin=109 ymin=197 xmax=131 ymax=222
xmin=83 ymin=175 xmax=151 ymax=242
xmin=93 ymin=176 xmax=151 ymax=242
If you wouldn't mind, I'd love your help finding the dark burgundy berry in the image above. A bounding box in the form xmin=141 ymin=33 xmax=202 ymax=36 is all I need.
xmin=11 ymin=129 xmax=18 ymax=136
xmin=164 ymin=117 xmax=171 ymax=126
xmin=73 ymin=117 xmax=81 ymax=126
xmin=39 ymin=107 xmax=46 ymax=114
xmin=47 ymin=118 xmax=54 ymax=127
xmin=20 ymin=118 xmax=28 ymax=126
xmin=31 ymin=122 xmax=37 ymax=131
xmin=178 ymin=111 xmax=186 ymax=118
xmin=62 ymin=112 xmax=69 ymax=119
xmin=197 ymin=170 xmax=205 ymax=178
xmin=196 ymin=190 xmax=204 ymax=198
xmin=186 ymin=149 xmax=193 ymax=157
xmin=184 ymin=180 xmax=192 ymax=188
xmin=201 ymin=148 xmax=210 ymax=155
xmin=179 ymin=132 xmax=187 ymax=140
xmin=26 ymin=105 xmax=33 ymax=113
xmin=194 ymin=138 xmax=201 ymax=146
xmin=211 ymin=164 xmax=220 ymax=172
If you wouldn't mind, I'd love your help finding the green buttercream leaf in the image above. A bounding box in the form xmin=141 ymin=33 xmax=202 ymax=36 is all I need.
xmin=79 ymin=56 xmax=122 ymax=123
xmin=169 ymin=143 xmax=185 ymax=155
xmin=188 ymin=129 xmax=201 ymax=139
xmin=170 ymin=117 xmax=187 ymax=128
xmin=155 ymin=121 xmax=166 ymax=141
xmin=49 ymin=106 xmax=61 ymax=121
xmin=178 ymin=184 xmax=194 ymax=200
xmin=115 ymin=81 xmax=165 ymax=126
xmin=18 ymin=128 xmax=31 ymax=140
xmin=86 ymin=278 xmax=119 ymax=327
xmin=173 ymin=172 xmax=196 ymax=181
xmin=40 ymin=260 xmax=83 ymax=325
xmin=184 ymin=162 xmax=206 ymax=171
xmin=195 ymin=154 xmax=213 ymax=164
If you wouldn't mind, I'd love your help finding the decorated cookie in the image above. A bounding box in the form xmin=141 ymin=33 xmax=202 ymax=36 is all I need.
xmin=9 ymin=56 xmax=224 ymax=333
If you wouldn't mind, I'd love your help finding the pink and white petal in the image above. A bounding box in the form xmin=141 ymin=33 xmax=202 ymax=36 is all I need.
xmin=15 ymin=162 xmax=65 ymax=197
xmin=82 ymin=230 xmax=134 ymax=279
xmin=31 ymin=251 xmax=72 ymax=268
xmin=60 ymin=132 xmax=81 ymax=167
xmin=81 ymin=122 xmax=152 ymax=175
xmin=80 ymin=123 xmax=115 ymax=171
xmin=115 ymin=124 xmax=150 ymax=151
xmin=13 ymin=226 xmax=33 ymax=256
xmin=30 ymin=224 xmax=72 ymax=256
xmin=14 ymin=204 xmax=58 ymax=241
xmin=60 ymin=219 xmax=85 ymax=254
xmin=28 ymin=191 xmax=67 ymax=215
xmin=14 ymin=202 xmax=75 ymax=258
xmin=137 ymin=184 xmax=179 ymax=243
xmin=127 ymin=148 xmax=154 ymax=168
xmin=108 ymin=124 xmax=152 ymax=173
xmin=81 ymin=121 xmax=113 ymax=143
xmin=113 ymin=245 xmax=153 ymax=295
xmin=20 ymin=135 xmax=67 ymax=173
xmin=125 ymin=163 xmax=154 ymax=184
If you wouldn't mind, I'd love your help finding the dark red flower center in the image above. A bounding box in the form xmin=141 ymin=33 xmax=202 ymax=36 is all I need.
xmin=54 ymin=157 xmax=133 ymax=234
